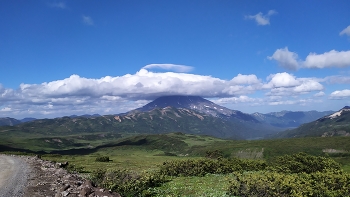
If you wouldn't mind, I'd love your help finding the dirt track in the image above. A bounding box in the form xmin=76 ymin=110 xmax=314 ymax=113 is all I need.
xmin=0 ymin=155 xmax=29 ymax=197
xmin=0 ymin=155 xmax=120 ymax=197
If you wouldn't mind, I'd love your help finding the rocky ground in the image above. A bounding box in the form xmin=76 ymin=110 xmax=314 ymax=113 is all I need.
xmin=7 ymin=155 xmax=121 ymax=197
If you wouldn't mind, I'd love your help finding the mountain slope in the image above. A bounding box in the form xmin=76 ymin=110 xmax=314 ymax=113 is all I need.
xmin=275 ymin=106 xmax=350 ymax=138
xmin=0 ymin=107 xmax=248 ymax=139
xmin=133 ymin=95 xmax=282 ymax=138
xmin=0 ymin=117 xmax=21 ymax=126
xmin=252 ymin=110 xmax=334 ymax=128
xmin=134 ymin=95 xmax=258 ymax=122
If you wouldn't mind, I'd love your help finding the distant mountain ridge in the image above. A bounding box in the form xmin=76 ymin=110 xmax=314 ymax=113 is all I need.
xmin=20 ymin=118 xmax=37 ymax=123
xmin=251 ymin=110 xmax=334 ymax=128
xmin=0 ymin=117 xmax=39 ymax=126
xmin=0 ymin=107 xmax=247 ymax=139
xmin=0 ymin=96 xmax=280 ymax=139
xmin=275 ymin=106 xmax=350 ymax=138
xmin=0 ymin=117 xmax=21 ymax=126
xmin=0 ymin=95 xmax=338 ymax=139
xmin=0 ymin=114 xmax=102 ymax=126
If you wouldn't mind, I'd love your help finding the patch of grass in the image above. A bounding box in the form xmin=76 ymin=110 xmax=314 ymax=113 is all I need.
xmin=42 ymin=147 xmax=191 ymax=173
xmin=149 ymin=174 xmax=235 ymax=197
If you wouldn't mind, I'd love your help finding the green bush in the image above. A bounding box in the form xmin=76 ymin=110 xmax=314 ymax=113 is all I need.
xmin=90 ymin=169 xmax=168 ymax=197
xmin=159 ymin=158 xmax=266 ymax=177
xmin=270 ymin=152 xmax=342 ymax=174
xmin=228 ymin=171 xmax=350 ymax=197
xmin=95 ymin=156 xmax=110 ymax=162
xmin=205 ymin=150 xmax=224 ymax=159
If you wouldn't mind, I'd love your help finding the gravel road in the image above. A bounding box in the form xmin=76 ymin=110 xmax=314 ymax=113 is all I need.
xmin=0 ymin=155 xmax=30 ymax=197
xmin=0 ymin=155 xmax=120 ymax=197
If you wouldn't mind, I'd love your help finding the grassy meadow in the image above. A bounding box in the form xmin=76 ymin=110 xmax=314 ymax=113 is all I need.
xmin=13 ymin=133 xmax=345 ymax=196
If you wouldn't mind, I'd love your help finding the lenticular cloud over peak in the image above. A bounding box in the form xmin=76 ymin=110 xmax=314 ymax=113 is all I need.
xmin=142 ymin=64 xmax=194 ymax=72
xmin=1 ymin=68 xmax=327 ymax=101
xmin=16 ymin=68 xmax=260 ymax=100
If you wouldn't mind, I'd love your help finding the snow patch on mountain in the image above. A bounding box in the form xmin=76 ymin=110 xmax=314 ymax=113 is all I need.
xmin=328 ymin=108 xmax=350 ymax=119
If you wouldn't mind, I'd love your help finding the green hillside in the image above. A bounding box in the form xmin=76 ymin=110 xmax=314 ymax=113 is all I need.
xmin=0 ymin=106 xmax=282 ymax=150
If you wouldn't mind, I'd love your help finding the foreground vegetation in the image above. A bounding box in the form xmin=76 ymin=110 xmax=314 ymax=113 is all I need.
xmin=86 ymin=153 xmax=350 ymax=196
xmin=3 ymin=133 xmax=350 ymax=196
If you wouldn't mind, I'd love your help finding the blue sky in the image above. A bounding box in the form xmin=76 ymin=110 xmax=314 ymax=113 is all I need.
xmin=1 ymin=0 xmax=350 ymax=119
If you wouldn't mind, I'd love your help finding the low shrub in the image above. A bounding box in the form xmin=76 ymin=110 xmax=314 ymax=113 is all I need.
xmin=205 ymin=150 xmax=224 ymax=159
xmin=270 ymin=152 xmax=342 ymax=174
xmin=95 ymin=156 xmax=110 ymax=162
xmin=228 ymin=171 xmax=350 ymax=197
xmin=154 ymin=151 xmax=177 ymax=156
xmin=90 ymin=169 xmax=168 ymax=197
xmin=159 ymin=158 xmax=266 ymax=177
xmin=65 ymin=163 xmax=85 ymax=173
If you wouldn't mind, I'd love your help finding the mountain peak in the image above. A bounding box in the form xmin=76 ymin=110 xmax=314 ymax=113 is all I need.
xmin=132 ymin=95 xmax=260 ymax=124
xmin=135 ymin=95 xmax=232 ymax=116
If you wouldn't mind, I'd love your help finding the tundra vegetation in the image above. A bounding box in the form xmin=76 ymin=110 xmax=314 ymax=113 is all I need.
xmin=5 ymin=134 xmax=341 ymax=196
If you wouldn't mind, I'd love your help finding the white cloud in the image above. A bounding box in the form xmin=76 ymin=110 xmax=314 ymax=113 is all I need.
xmin=213 ymin=96 xmax=258 ymax=104
xmin=82 ymin=15 xmax=94 ymax=26
xmin=268 ymin=99 xmax=318 ymax=106
xmin=100 ymin=95 xmax=123 ymax=101
xmin=293 ymin=80 xmax=323 ymax=93
xmin=330 ymin=89 xmax=350 ymax=99
xmin=264 ymin=73 xmax=323 ymax=97
xmin=324 ymin=75 xmax=350 ymax=84
xmin=340 ymin=25 xmax=350 ymax=36
xmin=269 ymin=48 xmax=350 ymax=70
xmin=142 ymin=64 xmax=193 ymax=72
xmin=3 ymin=68 xmax=262 ymax=106
xmin=264 ymin=72 xmax=300 ymax=88
xmin=0 ymin=107 xmax=11 ymax=112
xmin=314 ymin=91 xmax=325 ymax=97
xmin=230 ymin=74 xmax=260 ymax=84
xmin=303 ymin=50 xmax=350 ymax=68
xmin=267 ymin=47 xmax=300 ymax=70
xmin=267 ymin=47 xmax=299 ymax=70
xmin=268 ymin=100 xmax=295 ymax=105
xmin=246 ymin=10 xmax=277 ymax=26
